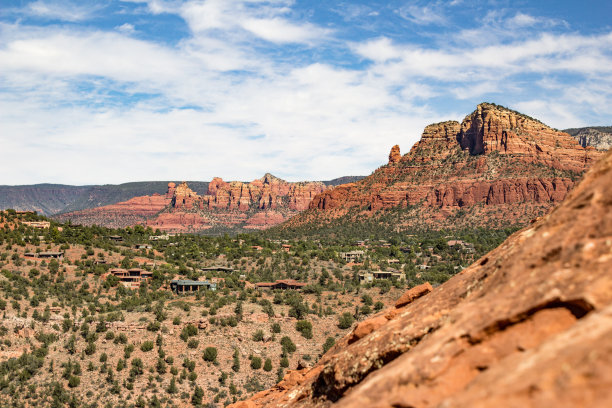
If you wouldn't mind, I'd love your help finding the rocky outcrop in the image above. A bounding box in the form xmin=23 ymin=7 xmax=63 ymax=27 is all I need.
xmin=59 ymin=176 xmax=327 ymax=232
xmin=388 ymin=145 xmax=401 ymax=164
xmin=457 ymin=103 xmax=598 ymax=172
xmin=203 ymin=174 xmax=326 ymax=212
xmin=231 ymin=148 xmax=612 ymax=408
xmin=291 ymin=103 xmax=603 ymax=231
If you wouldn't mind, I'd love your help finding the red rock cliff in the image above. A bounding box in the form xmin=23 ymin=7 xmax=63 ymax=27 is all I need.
xmin=296 ymin=103 xmax=603 ymax=229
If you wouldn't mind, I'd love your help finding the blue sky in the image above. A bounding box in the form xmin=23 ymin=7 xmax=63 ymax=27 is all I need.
xmin=1 ymin=0 xmax=611 ymax=185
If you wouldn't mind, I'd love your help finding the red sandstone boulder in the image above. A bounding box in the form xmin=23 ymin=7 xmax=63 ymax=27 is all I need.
xmin=394 ymin=282 xmax=433 ymax=308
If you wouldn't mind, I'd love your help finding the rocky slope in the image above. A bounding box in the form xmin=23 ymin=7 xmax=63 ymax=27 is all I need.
xmin=55 ymin=193 xmax=173 ymax=229
xmin=278 ymin=103 xmax=603 ymax=235
xmin=564 ymin=126 xmax=612 ymax=150
xmin=58 ymin=176 xmax=328 ymax=232
xmin=231 ymin=145 xmax=612 ymax=408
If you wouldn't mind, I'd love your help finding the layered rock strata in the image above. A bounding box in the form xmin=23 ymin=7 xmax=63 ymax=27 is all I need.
xmin=231 ymin=147 xmax=612 ymax=408
xmin=290 ymin=103 xmax=603 ymax=230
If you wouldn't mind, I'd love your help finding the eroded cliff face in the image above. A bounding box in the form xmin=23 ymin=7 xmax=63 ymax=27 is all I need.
xmin=231 ymin=148 xmax=612 ymax=408
xmin=58 ymin=176 xmax=327 ymax=232
xmin=297 ymin=103 xmax=603 ymax=230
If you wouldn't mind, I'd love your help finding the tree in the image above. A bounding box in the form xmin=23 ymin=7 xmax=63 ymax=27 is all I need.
xmin=191 ymin=386 xmax=204 ymax=406
xmin=263 ymin=358 xmax=272 ymax=372
xmin=231 ymin=348 xmax=240 ymax=372
xmin=167 ymin=377 xmax=177 ymax=394
xmin=280 ymin=336 xmax=296 ymax=354
xmin=338 ymin=312 xmax=354 ymax=329
xmin=295 ymin=320 xmax=313 ymax=339
xmin=322 ymin=337 xmax=335 ymax=354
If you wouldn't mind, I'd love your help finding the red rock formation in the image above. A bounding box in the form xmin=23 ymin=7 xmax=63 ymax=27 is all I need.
xmin=230 ymin=148 xmax=612 ymax=408
xmin=54 ymin=193 xmax=171 ymax=228
xmin=288 ymin=103 xmax=603 ymax=230
xmin=59 ymin=175 xmax=327 ymax=232
xmin=388 ymin=145 xmax=401 ymax=164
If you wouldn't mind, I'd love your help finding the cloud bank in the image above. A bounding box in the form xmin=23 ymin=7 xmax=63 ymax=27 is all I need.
xmin=0 ymin=0 xmax=611 ymax=184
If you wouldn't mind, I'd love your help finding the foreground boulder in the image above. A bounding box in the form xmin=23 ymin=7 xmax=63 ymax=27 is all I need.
xmin=231 ymin=148 xmax=612 ymax=407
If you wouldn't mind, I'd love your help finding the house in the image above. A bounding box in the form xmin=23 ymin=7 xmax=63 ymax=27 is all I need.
xmin=387 ymin=259 xmax=400 ymax=265
xmin=201 ymin=266 xmax=234 ymax=273
xmin=94 ymin=259 xmax=108 ymax=265
xmin=134 ymin=244 xmax=152 ymax=250
xmin=251 ymin=245 xmax=263 ymax=251
xmin=255 ymin=279 xmax=307 ymax=290
xmin=358 ymin=272 xmax=374 ymax=283
xmin=108 ymin=268 xmax=153 ymax=289
xmin=149 ymin=235 xmax=170 ymax=241
xmin=359 ymin=270 xmax=405 ymax=283
xmin=339 ymin=250 xmax=365 ymax=263
xmin=281 ymin=244 xmax=292 ymax=252
xmin=170 ymin=280 xmax=217 ymax=294
xmin=37 ymin=251 xmax=64 ymax=259
xmin=108 ymin=235 xmax=123 ymax=242
xmin=372 ymin=270 xmax=405 ymax=281
xmin=22 ymin=221 xmax=50 ymax=229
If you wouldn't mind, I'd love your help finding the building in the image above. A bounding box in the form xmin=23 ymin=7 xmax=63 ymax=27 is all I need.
xmin=108 ymin=268 xmax=153 ymax=289
xmin=170 ymin=280 xmax=216 ymax=294
xmin=134 ymin=244 xmax=152 ymax=250
xmin=339 ymin=250 xmax=365 ymax=263
xmin=255 ymin=279 xmax=307 ymax=290
xmin=149 ymin=235 xmax=170 ymax=240
xmin=22 ymin=221 xmax=50 ymax=229
xmin=372 ymin=270 xmax=405 ymax=281
xmin=24 ymin=251 xmax=64 ymax=259
xmin=281 ymin=244 xmax=292 ymax=252
xmin=108 ymin=235 xmax=123 ymax=242
xmin=201 ymin=266 xmax=234 ymax=273
xmin=358 ymin=270 xmax=405 ymax=283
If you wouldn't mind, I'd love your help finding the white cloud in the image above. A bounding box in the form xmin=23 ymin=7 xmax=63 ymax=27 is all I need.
xmin=24 ymin=0 xmax=103 ymax=22
xmin=0 ymin=2 xmax=611 ymax=185
xmin=397 ymin=4 xmax=446 ymax=25
xmin=116 ymin=23 xmax=135 ymax=34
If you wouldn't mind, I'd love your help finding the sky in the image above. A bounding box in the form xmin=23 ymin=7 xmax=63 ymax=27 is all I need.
xmin=1 ymin=0 xmax=611 ymax=185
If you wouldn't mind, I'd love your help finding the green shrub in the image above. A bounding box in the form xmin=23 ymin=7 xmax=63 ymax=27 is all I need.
xmin=338 ymin=312 xmax=354 ymax=329
xmin=250 ymin=356 xmax=262 ymax=370
xmin=203 ymin=347 xmax=217 ymax=362
xmin=140 ymin=341 xmax=154 ymax=352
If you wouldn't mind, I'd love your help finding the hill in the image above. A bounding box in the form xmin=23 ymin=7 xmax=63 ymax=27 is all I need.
xmin=0 ymin=181 xmax=210 ymax=216
xmin=563 ymin=126 xmax=612 ymax=150
xmin=269 ymin=103 xmax=603 ymax=239
xmin=230 ymin=137 xmax=612 ymax=408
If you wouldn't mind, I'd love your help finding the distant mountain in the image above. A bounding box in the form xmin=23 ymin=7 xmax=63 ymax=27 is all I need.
xmin=563 ymin=126 xmax=612 ymax=150
xmin=1 ymin=175 xmax=364 ymax=218
xmin=322 ymin=176 xmax=365 ymax=186
xmin=267 ymin=103 xmax=604 ymax=239
xmin=0 ymin=181 xmax=209 ymax=216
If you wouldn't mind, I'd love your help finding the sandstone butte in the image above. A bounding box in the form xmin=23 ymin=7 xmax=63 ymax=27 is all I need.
xmin=284 ymin=102 xmax=604 ymax=231
xmin=56 ymin=175 xmax=327 ymax=232
xmin=229 ymin=145 xmax=612 ymax=408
